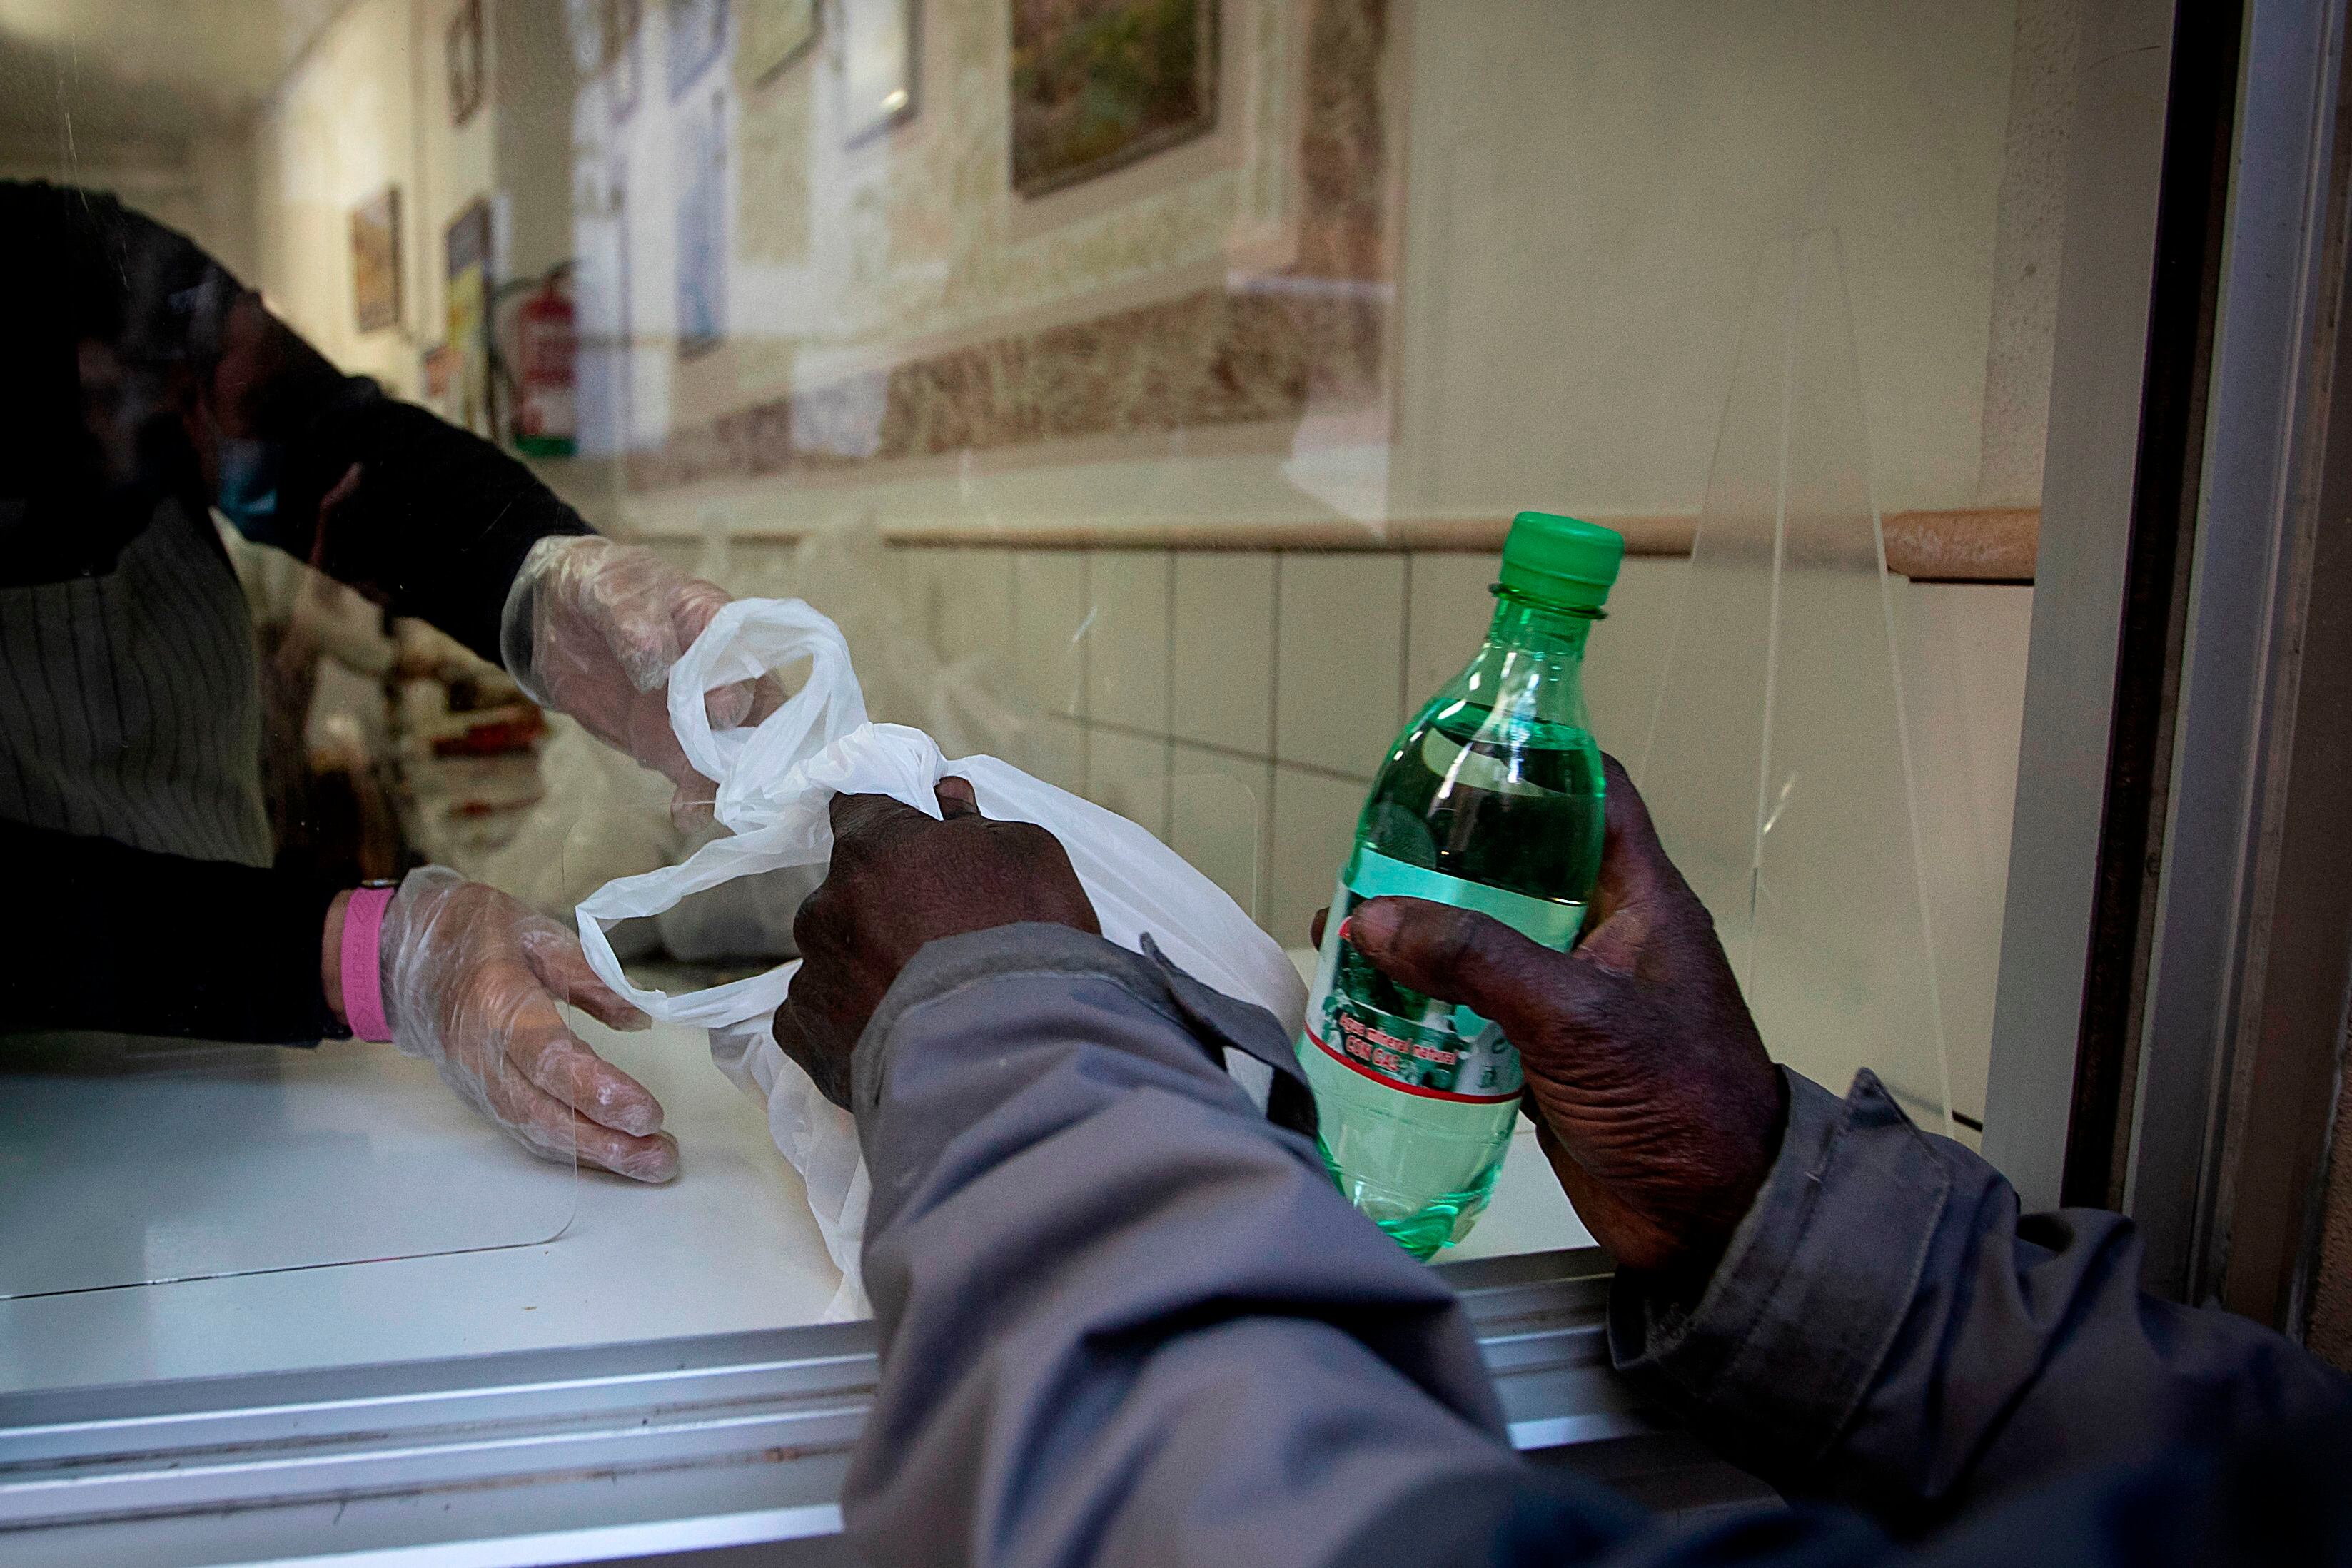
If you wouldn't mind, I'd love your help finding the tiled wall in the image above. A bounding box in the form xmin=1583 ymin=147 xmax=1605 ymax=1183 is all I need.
xmin=904 ymin=547 xmax=1454 ymax=949
xmin=894 ymin=542 xmax=2031 ymax=1128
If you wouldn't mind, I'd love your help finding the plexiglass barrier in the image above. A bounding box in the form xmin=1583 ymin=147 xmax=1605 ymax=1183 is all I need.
xmin=1640 ymin=230 xmax=1954 ymax=1131
xmin=0 ymin=523 xmax=584 ymax=1301
xmin=0 ymin=1 xmax=2058 ymax=1327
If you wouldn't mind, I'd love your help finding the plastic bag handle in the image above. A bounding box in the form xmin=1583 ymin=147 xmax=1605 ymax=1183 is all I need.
xmin=580 ymin=595 xmax=1308 ymax=1043
xmin=665 ymin=598 xmax=871 ymax=831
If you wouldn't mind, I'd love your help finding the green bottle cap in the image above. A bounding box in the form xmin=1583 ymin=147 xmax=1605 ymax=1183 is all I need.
xmin=1497 ymin=510 xmax=1623 ymax=610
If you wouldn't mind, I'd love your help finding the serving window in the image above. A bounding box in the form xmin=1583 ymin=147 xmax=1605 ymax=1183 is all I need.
xmin=0 ymin=0 xmax=2087 ymax=1452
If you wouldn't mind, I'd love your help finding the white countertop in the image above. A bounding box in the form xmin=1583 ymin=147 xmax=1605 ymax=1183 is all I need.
xmin=0 ymin=1017 xmax=841 ymax=1396
xmin=1 ymin=1001 xmax=1588 ymax=1398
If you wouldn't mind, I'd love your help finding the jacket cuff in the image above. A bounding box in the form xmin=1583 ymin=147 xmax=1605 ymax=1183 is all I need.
xmin=1607 ymin=1067 xmax=1954 ymax=1465
xmin=851 ymin=923 xmax=1243 ymax=1119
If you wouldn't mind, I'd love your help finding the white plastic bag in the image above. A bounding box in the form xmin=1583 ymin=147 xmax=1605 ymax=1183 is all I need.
xmin=577 ymin=598 xmax=1307 ymax=1320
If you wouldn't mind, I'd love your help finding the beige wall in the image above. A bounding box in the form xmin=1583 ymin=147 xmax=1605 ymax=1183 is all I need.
xmin=250 ymin=0 xmax=570 ymax=400
xmin=253 ymin=0 xmax=423 ymax=393
xmin=1390 ymin=0 xmax=2028 ymax=524
xmin=1978 ymin=0 xmax=2078 ymax=509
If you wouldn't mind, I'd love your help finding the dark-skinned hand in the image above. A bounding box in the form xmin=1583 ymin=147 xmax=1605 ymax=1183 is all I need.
xmin=1320 ymin=754 xmax=1787 ymax=1276
xmin=773 ymin=778 xmax=1101 ymax=1110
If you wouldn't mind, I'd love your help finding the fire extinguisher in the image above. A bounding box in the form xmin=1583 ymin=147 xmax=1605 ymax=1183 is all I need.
xmin=506 ymin=263 xmax=577 ymax=458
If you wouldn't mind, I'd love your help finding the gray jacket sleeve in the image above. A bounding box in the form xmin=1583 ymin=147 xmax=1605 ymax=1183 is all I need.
xmin=1610 ymin=1067 xmax=2352 ymax=1530
xmin=839 ymin=923 xmax=1593 ymax=1568
xmin=833 ymin=926 xmax=2352 ymax=1568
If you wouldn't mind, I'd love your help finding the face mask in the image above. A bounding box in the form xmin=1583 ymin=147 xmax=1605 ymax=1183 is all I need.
xmin=213 ymin=437 xmax=281 ymax=537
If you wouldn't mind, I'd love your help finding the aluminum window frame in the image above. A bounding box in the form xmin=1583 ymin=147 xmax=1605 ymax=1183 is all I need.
xmin=1986 ymin=0 xmax=2352 ymax=1327
xmin=0 ymin=1248 xmax=1767 ymax=1567
xmin=2131 ymin=0 xmax=2352 ymax=1320
xmin=1984 ymin=0 xmax=2199 ymax=1213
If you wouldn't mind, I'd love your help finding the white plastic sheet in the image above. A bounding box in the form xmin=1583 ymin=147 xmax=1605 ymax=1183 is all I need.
xmin=577 ymin=597 xmax=1306 ymax=1320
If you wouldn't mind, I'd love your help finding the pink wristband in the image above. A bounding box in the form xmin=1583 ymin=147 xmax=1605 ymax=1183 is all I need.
xmin=340 ymin=886 xmax=398 ymax=1043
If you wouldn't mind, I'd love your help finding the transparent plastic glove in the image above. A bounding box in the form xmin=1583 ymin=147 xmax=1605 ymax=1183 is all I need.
xmin=383 ymin=865 xmax=680 ymax=1183
xmin=500 ymin=535 xmax=767 ymax=825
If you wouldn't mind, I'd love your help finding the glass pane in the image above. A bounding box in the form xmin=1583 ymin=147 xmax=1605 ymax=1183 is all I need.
xmin=1641 ymin=230 xmax=1955 ymax=1133
xmin=1 ymin=0 xmax=2071 ymax=1319
xmin=0 ymin=523 xmax=581 ymax=1297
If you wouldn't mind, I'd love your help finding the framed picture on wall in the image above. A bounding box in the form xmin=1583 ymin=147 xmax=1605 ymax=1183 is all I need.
xmin=448 ymin=0 xmax=485 ymax=127
xmin=350 ymin=186 xmax=403 ymax=333
xmin=739 ymin=0 xmax=816 ymax=86
xmin=1011 ymin=0 xmax=1218 ymax=197
xmin=839 ymin=0 xmax=917 ymax=147
xmin=667 ymin=0 xmax=730 ymax=99
xmin=675 ymin=91 xmax=727 ymax=357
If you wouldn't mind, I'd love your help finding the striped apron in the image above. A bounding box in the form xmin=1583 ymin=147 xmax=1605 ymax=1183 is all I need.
xmin=0 ymin=498 xmax=272 ymax=867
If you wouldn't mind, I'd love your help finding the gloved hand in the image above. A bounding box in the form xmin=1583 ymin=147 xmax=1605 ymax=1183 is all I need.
xmin=772 ymin=779 xmax=1101 ymax=1108
xmin=383 ymin=865 xmax=680 ymax=1183
xmin=500 ymin=535 xmax=768 ymax=826
xmin=1330 ymin=754 xmax=1786 ymax=1275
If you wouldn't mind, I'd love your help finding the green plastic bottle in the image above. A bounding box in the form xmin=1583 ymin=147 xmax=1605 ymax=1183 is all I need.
xmin=1297 ymin=511 xmax=1623 ymax=1258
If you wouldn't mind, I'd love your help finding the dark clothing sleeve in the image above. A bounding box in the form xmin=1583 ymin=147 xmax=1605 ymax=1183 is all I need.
xmin=0 ymin=816 xmax=343 ymax=1043
xmin=0 ymin=181 xmax=591 ymax=1046
xmin=239 ymin=386 xmax=590 ymax=662
xmin=0 ymin=178 xmax=588 ymax=660
xmin=842 ymin=924 xmax=2352 ymax=1568
xmin=1608 ymin=1068 xmax=2352 ymax=1533
xmin=844 ymin=923 xmax=1553 ymax=1568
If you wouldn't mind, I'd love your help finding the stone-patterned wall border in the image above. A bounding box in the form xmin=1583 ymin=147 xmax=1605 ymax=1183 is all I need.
xmin=624 ymin=0 xmax=1392 ymax=496
xmin=622 ymin=284 xmax=1385 ymax=491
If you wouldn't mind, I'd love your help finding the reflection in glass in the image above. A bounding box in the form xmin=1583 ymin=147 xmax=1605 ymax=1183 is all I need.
xmin=0 ymin=1 xmax=2063 ymax=1305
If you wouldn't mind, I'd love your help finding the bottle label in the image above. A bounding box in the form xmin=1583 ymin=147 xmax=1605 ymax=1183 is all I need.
xmin=1300 ymin=848 xmax=1586 ymax=1103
